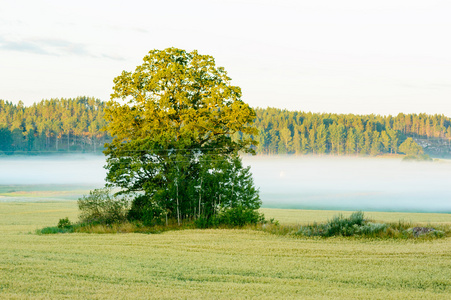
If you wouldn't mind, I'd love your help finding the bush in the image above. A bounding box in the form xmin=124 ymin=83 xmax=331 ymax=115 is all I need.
xmin=290 ymin=212 xmax=450 ymax=239
xmin=78 ymin=188 xmax=130 ymax=225
xmin=321 ymin=211 xmax=365 ymax=237
xmin=57 ymin=217 xmax=72 ymax=229
xmin=213 ymin=206 xmax=264 ymax=227
xmin=355 ymin=222 xmax=388 ymax=236
xmin=127 ymin=194 xmax=165 ymax=226
xmin=297 ymin=211 xmax=373 ymax=237
xmin=37 ymin=226 xmax=74 ymax=234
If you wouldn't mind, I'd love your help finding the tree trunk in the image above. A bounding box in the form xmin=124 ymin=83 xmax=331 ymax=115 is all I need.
xmin=176 ymin=180 xmax=180 ymax=226
xmin=198 ymin=178 xmax=202 ymax=219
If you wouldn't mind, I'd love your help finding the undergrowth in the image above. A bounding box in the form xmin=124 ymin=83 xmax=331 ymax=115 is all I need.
xmin=36 ymin=212 xmax=450 ymax=240
xmin=258 ymin=211 xmax=450 ymax=240
xmin=36 ymin=217 xmax=273 ymax=235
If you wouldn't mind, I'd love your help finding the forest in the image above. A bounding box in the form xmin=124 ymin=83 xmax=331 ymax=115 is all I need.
xmin=0 ymin=97 xmax=110 ymax=154
xmin=1 ymin=97 xmax=451 ymax=156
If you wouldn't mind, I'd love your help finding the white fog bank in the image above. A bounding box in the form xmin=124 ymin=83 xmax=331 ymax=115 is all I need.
xmin=1 ymin=155 xmax=450 ymax=213
xmin=0 ymin=155 xmax=106 ymax=185
xmin=243 ymin=156 xmax=451 ymax=213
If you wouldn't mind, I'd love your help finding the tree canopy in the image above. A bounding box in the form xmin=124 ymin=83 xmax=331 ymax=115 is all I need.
xmin=103 ymin=48 xmax=260 ymax=226
xmin=399 ymin=137 xmax=424 ymax=156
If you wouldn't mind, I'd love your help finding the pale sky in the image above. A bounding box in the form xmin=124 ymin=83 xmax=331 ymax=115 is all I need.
xmin=1 ymin=0 xmax=450 ymax=116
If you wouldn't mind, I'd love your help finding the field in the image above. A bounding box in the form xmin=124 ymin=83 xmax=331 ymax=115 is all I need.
xmin=260 ymin=208 xmax=451 ymax=225
xmin=1 ymin=187 xmax=451 ymax=299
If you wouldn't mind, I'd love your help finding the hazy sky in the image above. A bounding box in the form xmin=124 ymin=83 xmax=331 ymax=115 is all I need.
xmin=1 ymin=0 xmax=450 ymax=116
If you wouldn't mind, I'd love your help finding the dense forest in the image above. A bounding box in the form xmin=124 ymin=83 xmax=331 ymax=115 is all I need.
xmin=1 ymin=97 xmax=451 ymax=156
xmin=0 ymin=97 xmax=110 ymax=154
xmin=251 ymin=108 xmax=451 ymax=156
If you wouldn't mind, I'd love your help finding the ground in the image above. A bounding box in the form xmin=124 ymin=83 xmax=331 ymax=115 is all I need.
xmin=1 ymin=194 xmax=450 ymax=299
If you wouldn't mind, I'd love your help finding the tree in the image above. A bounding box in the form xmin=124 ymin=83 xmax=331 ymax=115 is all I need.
xmin=380 ymin=131 xmax=391 ymax=153
xmin=370 ymin=131 xmax=381 ymax=155
xmin=103 ymin=48 xmax=260 ymax=226
xmin=398 ymin=138 xmax=423 ymax=156
xmin=279 ymin=127 xmax=292 ymax=154
xmin=292 ymin=128 xmax=301 ymax=155
xmin=0 ymin=125 xmax=13 ymax=153
xmin=315 ymin=124 xmax=327 ymax=154
xmin=308 ymin=127 xmax=316 ymax=154
xmin=345 ymin=128 xmax=356 ymax=155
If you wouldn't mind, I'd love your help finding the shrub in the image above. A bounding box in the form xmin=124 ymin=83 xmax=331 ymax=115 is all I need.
xmin=78 ymin=188 xmax=130 ymax=225
xmin=355 ymin=222 xmax=388 ymax=236
xmin=57 ymin=217 xmax=72 ymax=229
xmin=37 ymin=226 xmax=74 ymax=234
xmin=321 ymin=211 xmax=365 ymax=237
xmin=290 ymin=212 xmax=450 ymax=239
xmin=213 ymin=206 xmax=264 ymax=227
xmin=297 ymin=211 xmax=380 ymax=237
xmin=127 ymin=194 xmax=165 ymax=226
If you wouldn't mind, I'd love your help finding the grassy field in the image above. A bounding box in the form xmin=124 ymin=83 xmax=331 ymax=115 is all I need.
xmin=260 ymin=208 xmax=451 ymax=225
xmin=1 ymin=189 xmax=450 ymax=299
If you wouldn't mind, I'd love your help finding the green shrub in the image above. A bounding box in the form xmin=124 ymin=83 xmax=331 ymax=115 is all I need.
xmin=290 ymin=212 xmax=450 ymax=239
xmin=213 ymin=206 xmax=264 ymax=227
xmin=209 ymin=206 xmax=265 ymax=228
xmin=430 ymin=230 xmax=445 ymax=238
xmin=57 ymin=217 xmax=72 ymax=229
xmin=297 ymin=211 xmax=381 ymax=237
xmin=78 ymin=188 xmax=130 ymax=225
xmin=320 ymin=211 xmax=365 ymax=237
xmin=194 ymin=216 xmax=212 ymax=229
xmin=355 ymin=222 xmax=388 ymax=236
xmin=127 ymin=195 xmax=165 ymax=226
xmin=37 ymin=226 xmax=74 ymax=234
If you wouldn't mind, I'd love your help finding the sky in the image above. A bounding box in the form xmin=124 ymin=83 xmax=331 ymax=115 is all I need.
xmin=1 ymin=0 xmax=450 ymax=116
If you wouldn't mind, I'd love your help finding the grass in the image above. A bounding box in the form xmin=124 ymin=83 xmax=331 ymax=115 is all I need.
xmin=260 ymin=211 xmax=450 ymax=239
xmin=260 ymin=208 xmax=451 ymax=225
xmin=1 ymin=197 xmax=451 ymax=298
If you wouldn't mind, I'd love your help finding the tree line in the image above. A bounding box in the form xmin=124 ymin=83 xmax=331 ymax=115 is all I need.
xmin=0 ymin=97 xmax=110 ymax=154
xmin=250 ymin=108 xmax=451 ymax=156
xmin=1 ymin=98 xmax=451 ymax=156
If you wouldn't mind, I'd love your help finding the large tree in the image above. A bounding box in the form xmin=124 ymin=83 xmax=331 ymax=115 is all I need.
xmin=103 ymin=48 xmax=259 ymax=225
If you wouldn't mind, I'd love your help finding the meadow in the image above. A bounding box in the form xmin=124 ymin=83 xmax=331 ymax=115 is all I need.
xmin=1 ymin=187 xmax=450 ymax=299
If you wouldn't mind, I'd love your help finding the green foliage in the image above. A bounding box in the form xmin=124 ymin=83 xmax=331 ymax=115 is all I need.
xmin=127 ymin=195 xmax=166 ymax=226
xmin=292 ymin=211 xmax=446 ymax=239
xmin=103 ymin=48 xmax=261 ymax=226
xmin=252 ymin=108 xmax=451 ymax=156
xmin=399 ymin=137 xmax=423 ymax=156
xmin=78 ymin=188 xmax=130 ymax=225
xmin=296 ymin=211 xmax=367 ymax=237
xmin=3 ymin=98 xmax=451 ymax=157
xmin=36 ymin=226 xmax=74 ymax=234
xmin=210 ymin=207 xmax=264 ymax=227
xmin=57 ymin=217 xmax=72 ymax=229
xmin=0 ymin=97 xmax=110 ymax=154
xmin=355 ymin=222 xmax=388 ymax=236
xmin=259 ymin=211 xmax=449 ymax=240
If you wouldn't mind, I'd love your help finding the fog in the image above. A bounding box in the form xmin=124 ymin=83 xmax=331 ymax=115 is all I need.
xmin=0 ymin=155 xmax=106 ymax=185
xmin=242 ymin=156 xmax=451 ymax=213
xmin=1 ymin=155 xmax=450 ymax=213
